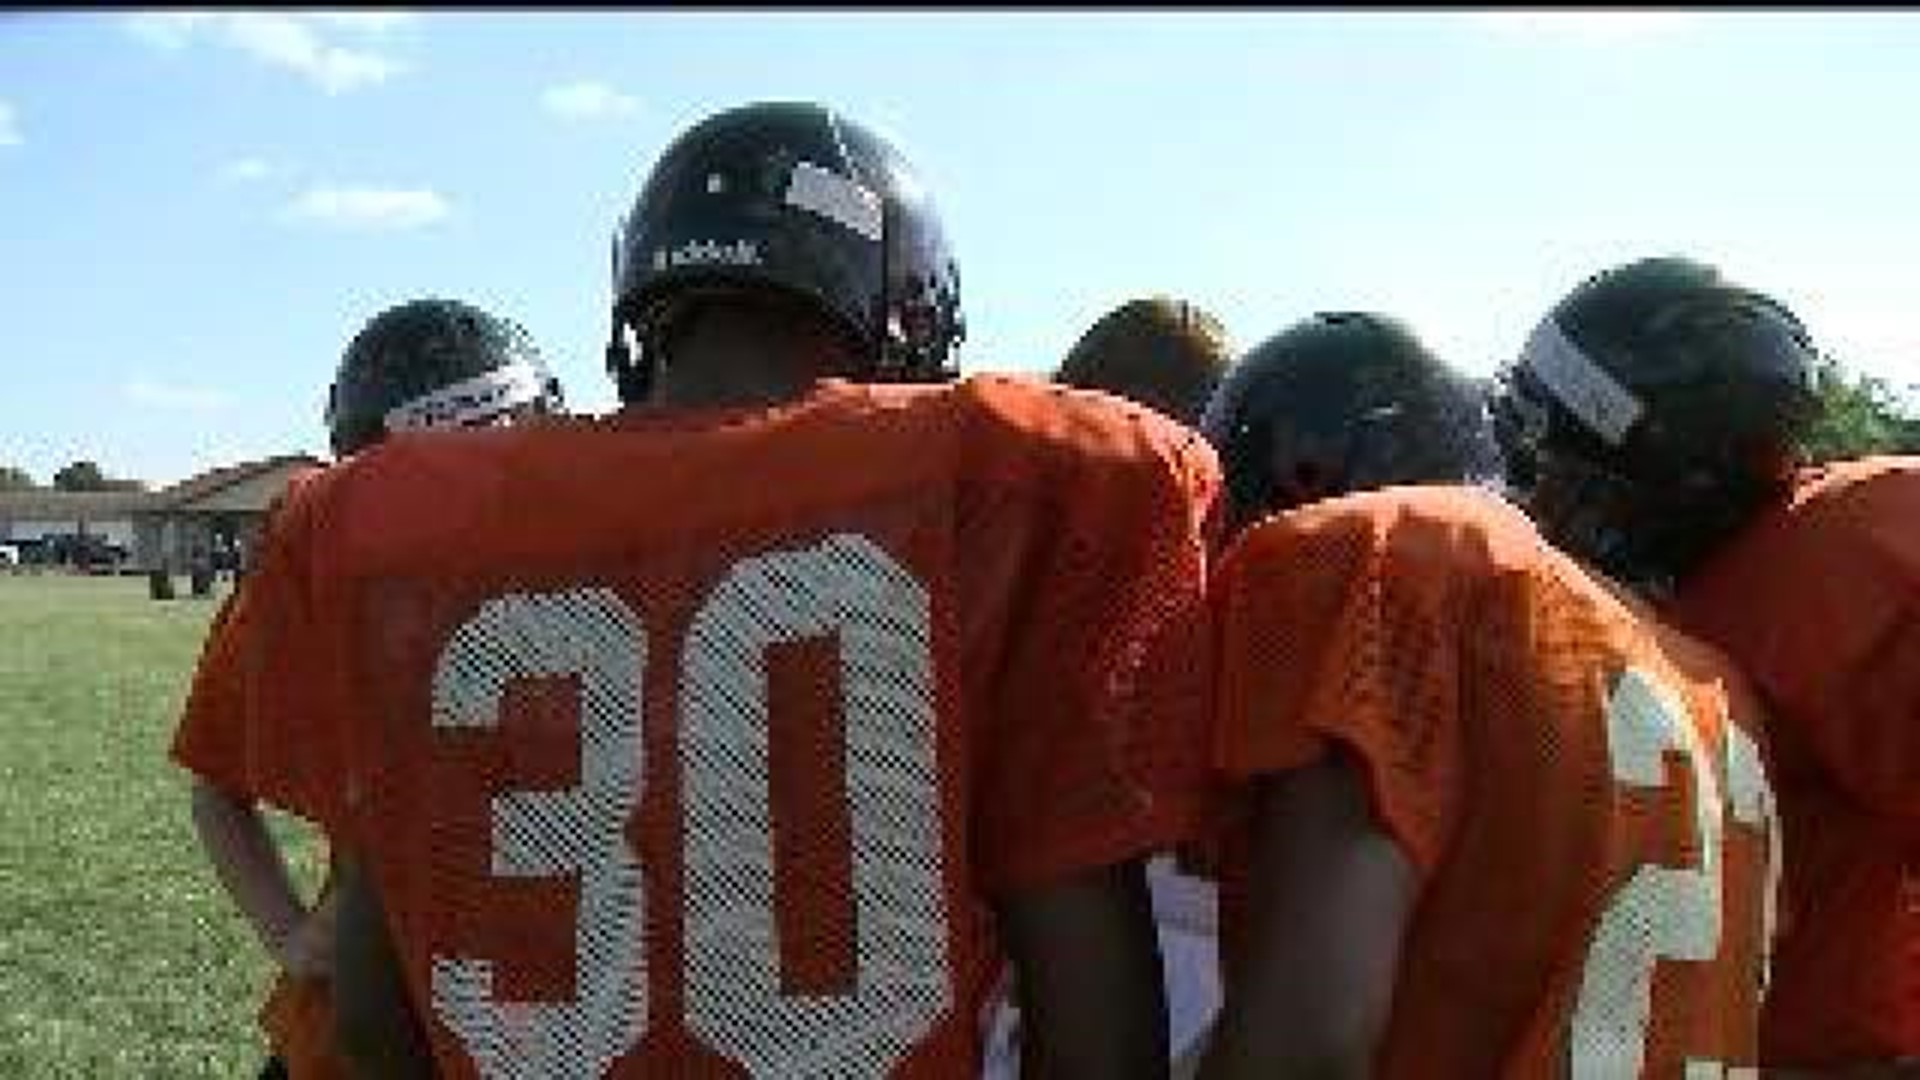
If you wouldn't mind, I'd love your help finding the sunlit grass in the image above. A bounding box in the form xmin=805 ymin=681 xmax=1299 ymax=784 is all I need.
xmin=0 ymin=575 xmax=325 ymax=1075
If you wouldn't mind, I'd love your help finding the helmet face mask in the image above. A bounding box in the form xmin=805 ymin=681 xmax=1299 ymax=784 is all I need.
xmin=1493 ymin=257 xmax=1822 ymax=589
xmin=1521 ymin=442 xmax=1667 ymax=590
xmin=606 ymin=102 xmax=965 ymax=403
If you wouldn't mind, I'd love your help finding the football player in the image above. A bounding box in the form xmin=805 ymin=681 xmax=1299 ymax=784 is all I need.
xmin=1493 ymin=256 xmax=1918 ymax=1076
xmin=980 ymin=294 xmax=1235 ymax=1079
xmin=223 ymin=102 xmax=1220 ymax=1078
xmin=1053 ymin=296 xmax=1235 ymax=427
xmin=1194 ymin=312 xmax=1779 ymax=1077
xmin=172 ymin=297 xmax=565 ymax=1079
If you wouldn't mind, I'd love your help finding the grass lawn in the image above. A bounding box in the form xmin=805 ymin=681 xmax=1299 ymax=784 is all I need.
xmin=0 ymin=574 xmax=326 ymax=1075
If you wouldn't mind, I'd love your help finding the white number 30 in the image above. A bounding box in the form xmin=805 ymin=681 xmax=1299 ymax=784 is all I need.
xmin=1570 ymin=667 xmax=1780 ymax=1079
xmin=425 ymin=533 xmax=951 ymax=1079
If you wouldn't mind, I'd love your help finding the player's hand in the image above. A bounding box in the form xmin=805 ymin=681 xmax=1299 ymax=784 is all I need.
xmin=274 ymin=889 xmax=340 ymax=980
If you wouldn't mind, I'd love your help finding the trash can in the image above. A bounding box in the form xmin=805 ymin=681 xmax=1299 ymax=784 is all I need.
xmin=148 ymin=570 xmax=175 ymax=601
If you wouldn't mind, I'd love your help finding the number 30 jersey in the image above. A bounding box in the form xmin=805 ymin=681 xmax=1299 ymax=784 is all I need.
xmin=241 ymin=375 xmax=1220 ymax=1078
xmin=1211 ymin=484 xmax=1777 ymax=1078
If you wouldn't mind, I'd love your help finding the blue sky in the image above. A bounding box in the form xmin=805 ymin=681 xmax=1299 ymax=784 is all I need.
xmin=4 ymin=9 xmax=1918 ymax=487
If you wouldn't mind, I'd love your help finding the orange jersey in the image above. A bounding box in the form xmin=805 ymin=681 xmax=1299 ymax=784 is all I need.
xmin=171 ymin=586 xmax=256 ymax=796
xmin=1671 ymin=455 xmax=1920 ymax=1064
xmin=171 ymin=469 xmax=350 ymax=1078
xmin=238 ymin=375 xmax=1219 ymax=1077
xmin=172 ymin=466 xmax=332 ymax=819
xmin=1212 ymin=484 xmax=1777 ymax=1077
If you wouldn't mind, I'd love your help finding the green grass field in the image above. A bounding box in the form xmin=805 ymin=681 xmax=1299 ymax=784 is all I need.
xmin=0 ymin=574 xmax=325 ymax=1076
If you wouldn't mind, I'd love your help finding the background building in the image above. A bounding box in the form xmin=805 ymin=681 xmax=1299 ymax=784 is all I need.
xmin=132 ymin=454 xmax=322 ymax=574
xmin=0 ymin=454 xmax=322 ymax=573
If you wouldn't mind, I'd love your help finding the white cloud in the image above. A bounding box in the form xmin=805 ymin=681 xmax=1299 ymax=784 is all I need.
xmin=222 ymin=15 xmax=401 ymax=94
xmin=123 ymin=12 xmax=406 ymax=94
xmin=0 ymin=101 xmax=20 ymax=148
xmin=543 ymin=80 xmax=640 ymax=122
xmin=218 ymin=157 xmax=273 ymax=183
xmin=123 ymin=378 xmax=233 ymax=413
xmin=1468 ymin=10 xmax=1702 ymax=41
xmin=284 ymin=185 xmax=451 ymax=230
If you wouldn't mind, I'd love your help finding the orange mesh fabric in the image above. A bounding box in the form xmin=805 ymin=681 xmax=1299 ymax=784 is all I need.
xmin=172 ymin=474 xmax=353 ymax=1078
xmin=174 ymin=465 xmax=322 ymax=799
xmin=1672 ymin=455 xmax=1920 ymax=1064
xmin=171 ymin=588 xmax=256 ymax=796
xmin=239 ymin=375 xmax=1218 ymax=1077
xmin=1213 ymin=484 xmax=1775 ymax=1077
xmin=239 ymin=475 xmax=352 ymax=829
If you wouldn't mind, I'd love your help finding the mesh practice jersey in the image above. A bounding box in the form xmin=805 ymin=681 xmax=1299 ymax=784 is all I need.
xmin=171 ymin=469 xmax=349 ymax=1079
xmin=1673 ymin=456 xmax=1920 ymax=1065
xmin=1212 ymin=484 xmax=1777 ymax=1078
xmin=238 ymin=375 xmax=1220 ymax=1078
xmin=172 ymin=467 xmax=328 ymax=816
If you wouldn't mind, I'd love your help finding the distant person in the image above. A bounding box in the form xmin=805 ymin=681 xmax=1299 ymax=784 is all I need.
xmin=1491 ymin=256 xmax=1919 ymax=1076
xmin=1195 ymin=313 xmax=1776 ymax=1078
xmin=189 ymin=546 xmax=215 ymax=597
xmin=227 ymin=101 xmax=1218 ymax=1078
xmin=170 ymin=298 xmax=565 ymax=1080
xmin=213 ymin=537 xmax=239 ymax=583
xmin=1054 ymin=296 xmax=1234 ymax=426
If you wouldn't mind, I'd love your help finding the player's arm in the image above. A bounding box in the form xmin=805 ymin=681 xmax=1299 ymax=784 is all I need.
xmin=190 ymin=779 xmax=334 ymax=976
xmin=333 ymin=851 xmax=433 ymax=1080
xmin=1198 ymin=748 xmax=1417 ymax=1080
xmin=175 ymin=578 xmax=337 ymax=977
xmin=993 ymin=858 xmax=1169 ymax=1079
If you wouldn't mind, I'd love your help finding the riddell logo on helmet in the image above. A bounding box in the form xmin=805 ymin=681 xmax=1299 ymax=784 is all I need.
xmin=653 ymin=239 xmax=762 ymax=271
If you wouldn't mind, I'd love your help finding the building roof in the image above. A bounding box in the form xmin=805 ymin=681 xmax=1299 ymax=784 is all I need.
xmin=0 ymin=454 xmax=325 ymax=523
xmin=151 ymin=453 xmax=324 ymax=513
xmin=0 ymin=489 xmax=154 ymax=521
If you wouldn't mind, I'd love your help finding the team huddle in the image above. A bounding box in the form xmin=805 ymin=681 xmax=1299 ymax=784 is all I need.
xmin=168 ymin=101 xmax=1918 ymax=1078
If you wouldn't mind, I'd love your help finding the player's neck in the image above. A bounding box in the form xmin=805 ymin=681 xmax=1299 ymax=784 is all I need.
xmin=651 ymin=372 xmax=830 ymax=412
xmin=652 ymin=324 xmax=854 ymax=411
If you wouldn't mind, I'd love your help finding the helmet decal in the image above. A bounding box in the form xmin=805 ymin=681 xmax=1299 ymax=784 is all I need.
xmin=383 ymin=361 xmax=549 ymax=434
xmin=1519 ymin=317 xmax=1645 ymax=447
xmin=784 ymin=160 xmax=883 ymax=242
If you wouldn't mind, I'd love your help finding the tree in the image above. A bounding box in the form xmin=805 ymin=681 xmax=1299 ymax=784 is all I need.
xmin=49 ymin=460 xmax=147 ymax=493
xmin=52 ymin=460 xmax=110 ymax=492
xmin=1801 ymin=355 xmax=1920 ymax=464
xmin=0 ymin=465 xmax=33 ymax=492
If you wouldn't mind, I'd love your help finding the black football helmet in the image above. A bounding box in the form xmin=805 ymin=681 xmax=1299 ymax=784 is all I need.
xmin=1200 ymin=311 xmax=1500 ymax=532
xmin=326 ymin=298 xmax=566 ymax=457
xmin=1490 ymin=256 xmax=1821 ymax=591
xmin=605 ymin=101 xmax=965 ymax=404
